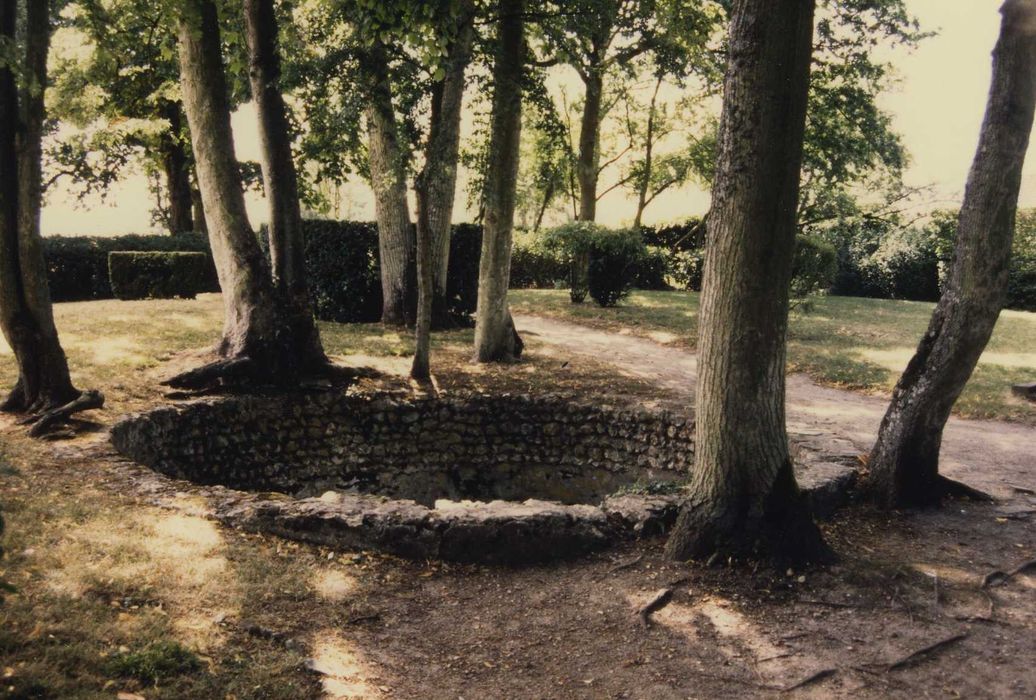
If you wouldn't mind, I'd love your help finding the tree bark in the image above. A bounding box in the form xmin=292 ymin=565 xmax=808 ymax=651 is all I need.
xmin=0 ymin=0 xmax=81 ymax=415
xmin=243 ymin=0 xmax=325 ymax=367
xmin=161 ymin=102 xmax=194 ymax=235
xmin=419 ymin=0 xmax=475 ymax=329
xmin=175 ymin=0 xmax=323 ymax=384
xmin=474 ymin=0 xmax=525 ymax=363
xmin=411 ymin=1 xmax=476 ymax=379
xmin=576 ymin=70 xmax=604 ymax=224
xmin=664 ymin=0 xmax=827 ymax=565
xmin=361 ymin=43 xmax=416 ymax=327
xmin=191 ymin=184 xmax=207 ymax=234
xmin=867 ymin=0 xmax=1036 ymax=509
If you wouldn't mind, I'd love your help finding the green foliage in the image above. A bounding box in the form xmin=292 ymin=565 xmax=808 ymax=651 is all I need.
xmin=510 ymin=230 xmax=569 ymax=288
xmin=42 ymin=233 xmax=217 ymax=302
xmin=263 ymin=219 xmax=482 ymax=323
xmin=108 ymin=251 xmax=211 ymax=300
xmin=106 ymin=640 xmax=201 ymax=685
xmin=543 ymin=223 xmax=646 ymax=306
xmin=791 ymin=235 xmax=838 ymax=298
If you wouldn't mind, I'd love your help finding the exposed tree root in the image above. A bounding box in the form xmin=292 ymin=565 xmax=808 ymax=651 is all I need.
xmin=637 ymin=587 xmax=674 ymax=627
xmin=161 ymin=357 xmax=257 ymax=389
xmin=17 ymin=390 xmax=105 ymax=438
xmin=937 ymin=476 xmax=995 ymax=503
xmin=782 ymin=668 xmax=837 ymax=692
xmin=885 ymin=632 xmax=967 ymax=672
xmin=982 ymin=558 xmax=1036 ymax=589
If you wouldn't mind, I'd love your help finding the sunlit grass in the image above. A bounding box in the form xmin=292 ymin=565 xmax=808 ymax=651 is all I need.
xmin=511 ymin=289 xmax=1036 ymax=424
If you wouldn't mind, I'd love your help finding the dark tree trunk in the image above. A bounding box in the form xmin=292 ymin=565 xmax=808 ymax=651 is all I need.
xmin=173 ymin=0 xmax=323 ymax=386
xmin=474 ymin=0 xmax=525 ymax=363
xmin=867 ymin=0 xmax=1036 ymax=509
xmin=664 ymin=0 xmax=827 ymax=565
xmin=420 ymin=0 xmax=475 ymax=330
xmin=0 ymin=0 xmax=85 ymax=416
xmin=362 ymin=43 xmax=416 ymax=327
xmin=243 ymin=0 xmax=325 ymax=368
xmin=161 ymin=102 xmax=194 ymax=235
xmin=576 ymin=70 xmax=604 ymax=223
xmin=191 ymin=184 xmax=207 ymax=234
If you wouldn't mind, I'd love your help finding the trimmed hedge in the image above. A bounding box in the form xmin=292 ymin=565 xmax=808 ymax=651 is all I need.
xmin=260 ymin=219 xmax=482 ymax=323
xmin=44 ymin=233 xmax=218 ymax=302
xmin=109 ymin=252 xmax=213 ymax=300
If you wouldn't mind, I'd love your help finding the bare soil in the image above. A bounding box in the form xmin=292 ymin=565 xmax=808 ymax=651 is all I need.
xmin=1 ymin=317 xmax=1034 ymax=699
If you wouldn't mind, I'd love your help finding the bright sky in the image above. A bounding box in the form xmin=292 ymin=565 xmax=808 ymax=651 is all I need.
xmin=40 ymin=0 xmax=1035 ymax=236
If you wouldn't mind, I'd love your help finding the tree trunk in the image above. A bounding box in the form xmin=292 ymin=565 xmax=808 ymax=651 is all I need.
xmin=161 ymin=102 xmax=194 ymax=235
xmin=362 ymin=44 xmax=416 ymax=327
xmin=664 ymin=0 xmax=827 ymax=565
xmin=175 ymin=0 xmax=320 ymax=384
xmin=243 ymin=0 xmax=325 ymax=368
xmin=576 ymin=71 xmax=604 ymax=223
xmin=0 ymin=0 xmax=80 ymax=415
xmin=411 ymin=1 xmax=476 ymax=379
xmin=633 ymin=77 xmax=663 ymax=230
xmin=420 ymin=0 xmax=475 ymax=329
xmin=474 ymin=0 xmax=525 ymax=363
xmin=867 ymin=0 xmax=1036 ymax=509
xmin=191 ymin=184 xmax=207 ymax=234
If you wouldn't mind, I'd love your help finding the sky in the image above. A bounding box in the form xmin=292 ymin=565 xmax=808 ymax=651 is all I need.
xmin=40 ymin=0 xmax=1034 ymax=236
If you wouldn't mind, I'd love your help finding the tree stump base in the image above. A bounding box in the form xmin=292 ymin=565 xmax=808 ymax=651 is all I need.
xmin=1011 ymin=383 xmax=1036 ymax=402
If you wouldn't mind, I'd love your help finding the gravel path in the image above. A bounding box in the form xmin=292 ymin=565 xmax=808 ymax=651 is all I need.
xmin=516 ymin=314 xmax=1036 ymax=497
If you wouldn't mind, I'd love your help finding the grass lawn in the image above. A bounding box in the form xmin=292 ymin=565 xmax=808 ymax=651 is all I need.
xmin=511 ymin=289 xmax=1036 ymax=424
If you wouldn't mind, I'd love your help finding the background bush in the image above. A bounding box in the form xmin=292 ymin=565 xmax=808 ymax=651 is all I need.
xmin=791 ymin=235 xmax=838 ymax=297
xmin=43 ymin=233 xmax=218 ymax=301
xmin=587 ymin=228 xmax=648 ymax=306
xmin=108 ymin=252 xmax=212 ymax=300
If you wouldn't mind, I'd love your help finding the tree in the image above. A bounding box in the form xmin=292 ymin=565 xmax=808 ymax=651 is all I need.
xmin=867 ymin=0 xmax=1036 ymax=509
xmin=168 ymin=0 xmax=327 ymax=388
xmin=360 ymin=41 xmax=417 ymax=326
xmin=46 ymin=0 xmax=200 ymax=234
xmin=243 ymin=0 xmax=325 ymax=364
xmin=473 ymin=0 xmax=526 ymax=362
xmin=664 ymin=0 xmax=829 ymax=564
xmin=0 ymin=0 xmax=102 ymax=429
xmin=412 ymin=0 xmax=477 ymax=379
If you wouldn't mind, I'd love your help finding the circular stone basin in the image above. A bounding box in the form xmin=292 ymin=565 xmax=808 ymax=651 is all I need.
xmin=111 ymin=392 xmax=695 ymax=564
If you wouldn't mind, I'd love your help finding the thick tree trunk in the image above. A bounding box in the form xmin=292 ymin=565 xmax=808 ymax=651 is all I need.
xmin=161 ymin=103 xmax=194 ymax=235
xmin=412 ymin=182 xmax=433 ymax=381
xmin=867 ymin=0 xmax=1036 ymax=509
xmin=664 ymin=0 xmax=827 ymax=565
xmin=362 ymin=44 xmax=416 ymax=327
xmin=474 ymin=0 xmax=525 ymax=363
xmin=420 ymin=0 xmax=475 ymax=329
xmin=175 ymin=0 xmax=320 ymax=385
xmin=243 ymin=0 xmax=325 ymax=368
xmin=0 ymin=0 xmax=80 ymax=415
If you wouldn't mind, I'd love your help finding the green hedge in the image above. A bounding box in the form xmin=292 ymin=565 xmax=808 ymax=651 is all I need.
xmin=260 ymin=220 xmax=482 ymax=323
xmin=108 ymin=252 xmax=213 ymax=300
xmin=43 ymin=233 xmax=218 ymax=301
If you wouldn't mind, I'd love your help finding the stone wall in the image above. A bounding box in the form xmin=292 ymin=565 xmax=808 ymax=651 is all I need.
xmin=111 ymin=392 xmax=695 ymax=506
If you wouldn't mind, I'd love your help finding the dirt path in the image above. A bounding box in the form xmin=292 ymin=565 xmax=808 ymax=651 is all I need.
xmin=516 ymin=314 xmax=1036 ymax=497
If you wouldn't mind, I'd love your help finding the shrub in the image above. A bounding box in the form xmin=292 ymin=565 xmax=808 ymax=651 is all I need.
xmin=1007 ymin=266 xmax=1036 ymax=311
xmin=43 ymin=233 xmax=218 ymax=301
xmin=630 ymin=246 xmax=672 ymax=291
xmin=586 ymin=228 xmax=647 ymax=307
xmin=510 ymin=230 xmax=568 ymax=288
xmin=668 ymin=249 xmax=705 ymax=291
xmin=289 ymin=219 xmax=382 ymax=323
xmin=108 ymin=252 xmax=212 ymax=300
xmin=260 ymin=219 xmax=482 ymax=323
xmin=791 ymin=235 xmax=838 ymax=297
